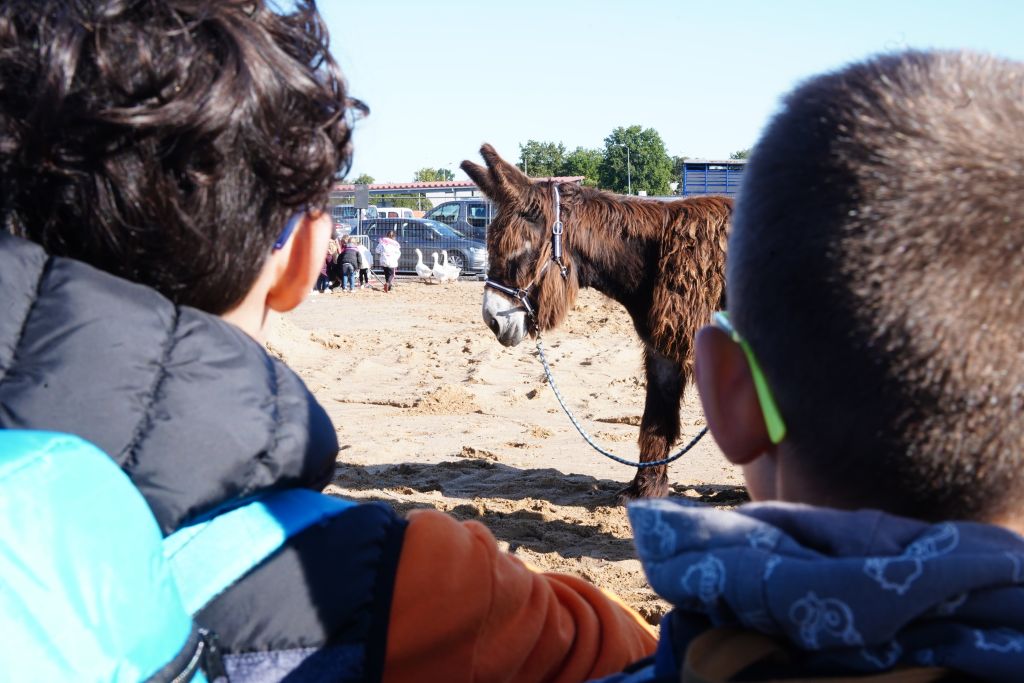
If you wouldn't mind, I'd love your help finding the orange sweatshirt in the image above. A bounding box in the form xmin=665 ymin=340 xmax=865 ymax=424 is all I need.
xmin=384 ymin=509 xmax=657 ymax=682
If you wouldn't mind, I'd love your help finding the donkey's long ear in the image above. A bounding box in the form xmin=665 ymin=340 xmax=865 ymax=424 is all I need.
xmin=558 ymin=182 xmax=581 ymax=202
xmin=479 ymin=143 xmax=530 ymax=204
xmin=461 ymin=160 xmax=494 ymax=198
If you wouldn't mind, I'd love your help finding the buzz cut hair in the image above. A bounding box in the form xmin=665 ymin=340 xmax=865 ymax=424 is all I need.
xmin=729 ymin=50 xmax=1024 ymax=522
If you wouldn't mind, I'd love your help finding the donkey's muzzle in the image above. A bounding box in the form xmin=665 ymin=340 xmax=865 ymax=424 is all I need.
xmin=482 ymin=289 xmax=527 ymax=347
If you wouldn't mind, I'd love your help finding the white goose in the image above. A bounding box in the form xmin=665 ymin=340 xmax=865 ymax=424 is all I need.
xmin=430 ymin=251 xmax=447 ymax=281
xmin=441 ymin=250 xmax=462 ymax=281
xmin=414 ymin=248 xmax=433 ymax=281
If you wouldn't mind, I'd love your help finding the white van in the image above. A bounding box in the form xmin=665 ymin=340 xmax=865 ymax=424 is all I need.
xmin=377 ymin=207 xmax=414 ymax=219
xmin=331 ymin=205 xmax=378 ymax=222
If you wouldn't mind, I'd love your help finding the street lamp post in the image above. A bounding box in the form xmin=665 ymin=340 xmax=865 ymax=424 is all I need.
xmin=617 ymin=143 xmax=632 ymax=195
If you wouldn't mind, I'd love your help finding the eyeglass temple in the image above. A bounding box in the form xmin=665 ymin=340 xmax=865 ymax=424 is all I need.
xmin=712 ymin=312 xmax=787 ymax=444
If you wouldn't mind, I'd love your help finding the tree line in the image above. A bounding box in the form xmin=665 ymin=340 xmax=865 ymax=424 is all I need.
xmin=347 ymin=131 xmax=751 ymax=200
xmin=349 ymin=167 xmax=454 ymax=186
xmin=516 ymin=128 xmax=750 ymax=195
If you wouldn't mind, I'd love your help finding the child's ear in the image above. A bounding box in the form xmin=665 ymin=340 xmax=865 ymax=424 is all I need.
xmin=694 ymin=326 xmax=773 ymax=465
xmin=266 ymin=211 xmax=332 ymax=313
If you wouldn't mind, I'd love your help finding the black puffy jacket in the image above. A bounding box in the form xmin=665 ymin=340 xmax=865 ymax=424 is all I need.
xmin=0 ymin=232 xmax=406 ymax=681
xmin=340 ymin=244 xmax=360 ymax=269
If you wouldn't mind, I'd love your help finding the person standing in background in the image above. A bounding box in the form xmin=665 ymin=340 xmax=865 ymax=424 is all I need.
xmin=315 ymin=238 xmax=340 ymax=293
xmin=356 ymin=239 xmax=373 ymax=289
xmin=339 ymin=237 xmax=359 ymax=292
xmin=375 ymin=230 xmax=401 ymax=293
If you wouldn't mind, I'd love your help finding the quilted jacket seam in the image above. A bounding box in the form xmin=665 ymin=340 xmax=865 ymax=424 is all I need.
xmin=0 ymin=254 xmax=50 ymax=387
xmin=121 ymin=306 xmax=181 ymax=472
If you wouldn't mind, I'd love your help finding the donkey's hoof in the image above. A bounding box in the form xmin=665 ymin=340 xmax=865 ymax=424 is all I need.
xmin=614 ymin=475 xmax=670 ymax=504
xmin=613 ymin=484 xmax=642 ymax=505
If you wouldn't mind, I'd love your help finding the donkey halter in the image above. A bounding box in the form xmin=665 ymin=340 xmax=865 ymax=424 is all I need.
xmin=484 ymin=183 xmax=570 ymax=327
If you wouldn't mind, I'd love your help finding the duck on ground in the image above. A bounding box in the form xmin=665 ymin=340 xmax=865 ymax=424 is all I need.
xmin=441 ymin=250 xmax=461 ymax=282
xmin=431 ymin=252 xmax=448 ymax=282
xmin=414 ymin=248 xmax=433 ymax=282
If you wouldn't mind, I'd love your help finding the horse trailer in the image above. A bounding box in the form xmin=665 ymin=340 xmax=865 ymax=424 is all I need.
xmin=681 ymin=159 xmax=746 ymax=197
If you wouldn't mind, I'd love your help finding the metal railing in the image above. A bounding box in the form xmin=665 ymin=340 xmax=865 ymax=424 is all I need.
xmin=329 ymin=194 xmax=491 ymax=276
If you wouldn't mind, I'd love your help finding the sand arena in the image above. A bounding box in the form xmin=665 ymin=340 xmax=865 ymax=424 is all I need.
xmin=269 ymin=278 xmax=747 ymax=624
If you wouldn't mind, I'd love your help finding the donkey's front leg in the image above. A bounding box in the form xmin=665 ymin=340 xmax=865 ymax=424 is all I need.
xmin=615 ymin=346 xmax=683 ymax=503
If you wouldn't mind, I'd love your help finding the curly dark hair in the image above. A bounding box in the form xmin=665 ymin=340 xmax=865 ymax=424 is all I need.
xmin=0 ymin=0 xmax=363 ymax=313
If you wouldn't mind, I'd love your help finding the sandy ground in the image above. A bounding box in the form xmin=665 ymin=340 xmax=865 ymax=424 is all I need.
xmin=267 ymin=276 xmax=747 ymax=624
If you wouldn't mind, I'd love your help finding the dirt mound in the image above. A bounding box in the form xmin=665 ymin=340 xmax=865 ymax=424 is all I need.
xmin=408 ymin=383 xmax=481 ymax=415
xmin=264 ymin=314 xmax=312 ymax=362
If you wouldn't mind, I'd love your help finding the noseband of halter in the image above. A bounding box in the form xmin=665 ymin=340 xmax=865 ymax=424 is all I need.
xmin=484 ymin=183 xmax=570 ymax=327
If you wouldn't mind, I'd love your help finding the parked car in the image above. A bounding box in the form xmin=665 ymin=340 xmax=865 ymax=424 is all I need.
xmin=331 ymin=204 xmax=378 ymax=234
xmin=423 ymin=199 xmax=494 ymax=240
xmin=352 ymin=217 xmax=488 ymax=274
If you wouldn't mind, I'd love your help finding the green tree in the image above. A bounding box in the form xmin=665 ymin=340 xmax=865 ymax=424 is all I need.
xmin=598 ymin=125 xmax=673 ymax=195
xmin=558 ymin=147 xmax=602 ymax=187
xmin=670 ymin=155 xmax=688 ymax=194
xmin=518 ymin=140 xmax=566 ymax=178
xmin=413 ymin=167 xmax=454 ymax=182
xmin=671 ymin=155 xmax=688 ymax=177
xmin=404 ymin=168 xmax=453 ymax=209
xmin=729 ymin=148 xmax=751 ymax=160
xmin=352 ymin=173 xmax=375 ymax=185
xmin=376 ymin=194 xmax=431 ymax=210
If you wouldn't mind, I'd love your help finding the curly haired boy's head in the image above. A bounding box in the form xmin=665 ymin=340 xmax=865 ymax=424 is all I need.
xmin=0 ymin=0 xmax=360 ymax=313
xmin=729 ymin=50 xmax=1024 ymax=522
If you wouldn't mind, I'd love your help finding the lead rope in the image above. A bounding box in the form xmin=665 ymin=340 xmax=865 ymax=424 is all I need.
xmin=534 ymin=332 xmax=709 ymax=469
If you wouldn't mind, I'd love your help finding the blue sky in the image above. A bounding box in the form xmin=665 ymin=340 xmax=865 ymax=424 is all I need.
xmin=319 ymin=0 xmax=1023 ymax=183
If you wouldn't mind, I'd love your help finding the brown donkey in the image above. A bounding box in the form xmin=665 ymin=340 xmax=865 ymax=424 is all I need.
xmin=462 ymin=144 xmax=732 ymax=501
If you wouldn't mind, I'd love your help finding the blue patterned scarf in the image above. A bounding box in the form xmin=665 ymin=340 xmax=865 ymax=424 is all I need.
xmin=623 ymin=499 xmax=1024 ymax=681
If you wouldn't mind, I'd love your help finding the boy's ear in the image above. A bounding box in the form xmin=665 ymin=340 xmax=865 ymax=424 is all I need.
xmin=694 ymin=326 xmax=773 ymax=465
xmin=266 ymin=211 xmax=332 ymax=313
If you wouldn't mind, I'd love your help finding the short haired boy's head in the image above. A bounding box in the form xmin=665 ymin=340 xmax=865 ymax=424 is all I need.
xmin=0 ymin=0 xmax=359 ymax=313
xmin=730 ymin=50 xmax=1024 ymax=522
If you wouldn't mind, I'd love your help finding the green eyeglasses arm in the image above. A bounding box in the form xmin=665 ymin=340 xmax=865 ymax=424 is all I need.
xmin=711 ymin=312 xmax=787 ymax=445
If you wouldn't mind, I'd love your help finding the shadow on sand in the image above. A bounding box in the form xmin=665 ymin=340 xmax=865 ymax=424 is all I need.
xmin=331 ymin=456 xmax=749 ymax=509
xmin=331 ymin=458 xmax=748 ymax=562
xmin=334 ymin=457 xmax=748 ymax=510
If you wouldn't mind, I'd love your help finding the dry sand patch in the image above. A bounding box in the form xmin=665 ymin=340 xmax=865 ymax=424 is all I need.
xmin=271 ymin=279 xmax=747 ymax=624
